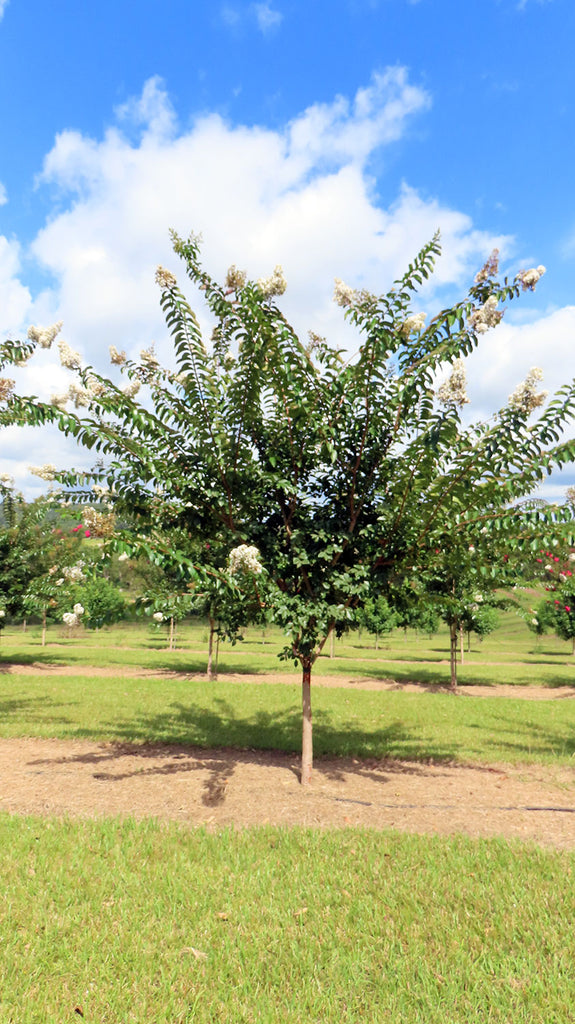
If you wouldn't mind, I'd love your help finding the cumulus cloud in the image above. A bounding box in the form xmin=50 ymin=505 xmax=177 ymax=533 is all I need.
xmin=1 ymin=72 xmax=572 ymax=499
xmin=253 ymin=2 xmax=283 ymax=32
xmin=0 ymin=1 xmax=8 ymax=21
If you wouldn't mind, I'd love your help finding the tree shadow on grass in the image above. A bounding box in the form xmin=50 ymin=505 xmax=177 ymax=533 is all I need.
xmin=468 ymin=711 xmax=575 ymax=760
xmin=67 ymin=695 xmax=458 ymax=766
xmin=0 ymin=694 xmax=75 ymax=727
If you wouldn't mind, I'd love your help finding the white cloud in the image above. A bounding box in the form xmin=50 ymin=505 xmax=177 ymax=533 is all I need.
xmin=3 ymin=71 xmax=571 ymax=497
xmin=253 ymin=2 xmax=283 ymax=32
xmin=0 ymin=1 xmax=8 ymax=21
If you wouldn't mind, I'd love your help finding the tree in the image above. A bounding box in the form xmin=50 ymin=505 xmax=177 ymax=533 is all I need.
xmin=2 ymin=236 xmax=575 ymax=782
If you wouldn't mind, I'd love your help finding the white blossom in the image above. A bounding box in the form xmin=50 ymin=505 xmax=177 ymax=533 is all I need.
xmin=468 ymin=295 xmax=503 ymax=334
xmin=225 ymin=265 xmax=247 ymax=290
xmin=436 ymin=358 xmax=469 ymax=408
xmin=228 ymin=544 xmax=263 ymax=575
xmin=515 ymin=265 xmax=546 ymax=291
xmin=51 ymin=392 xmax=69 ymax=410
xmin=545 ymin=563 xmax=553 ymax=571
xmin=531 ymin=618 xmax=539 ymax=626
xmin=155 ymin=265 xmax=178 ymax=290
xmin=109 ymin=346 xmax=127 ymax=366
xmin=0 ymin=378 xmax=15 ymax=402
xmin=68 ymin=383 xmax=92 ymax=408
xmin=55 ymin=579 xmax=64 ymax=587
xmin=508 ymin=367 xmax=548 ymax=415
xmin=27 ymin=321 xmax=63 ymax=349
xmin=62 ymin=612 xmax=80 ymax=628
xmin=257 ymin=265 xmax=287 ymax=298
xmin=85 ymin=375 xmax=107 ymax=398
xmin=62 ymin=562 xmax=86 ymax=584
xmin=474 ymin=249 xmax=500 ymax=285
xmin=153 ymin=611 xmax=164 ymax=622
xmin=569 ymin=553 xmax=575 ymax=563
xmin=29 ymin=464 xmax=57 ymax=481
xmin=400 ymin=312 xmax=426 ymax=337
xmin=0 ymin=610 xmax=5 ymax=618
xmin=121 ymin=379 xmax=141 ymax=399
xmin=73 ymin=603 xmax=85 ymax=616
xmin=140 ymin=347 xmax=159 ymax=368
xmin=333 ymin=278 xmax=357 ymax=308
xmin=57 ymin=340 xmax=82 ymax=370
xmin=0 ymin=473 xmax=14 ymax=486
xmin=559 ymin=573 xmax=567 ymax=582
xmin=118 ymin=552 xmax=129 ymax=562
xmin=92 ymin=483 xmax=110 ymax=498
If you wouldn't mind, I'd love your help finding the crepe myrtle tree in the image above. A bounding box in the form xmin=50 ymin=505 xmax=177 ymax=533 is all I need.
xmin=2 ymin=238 xmax=575 ymax=783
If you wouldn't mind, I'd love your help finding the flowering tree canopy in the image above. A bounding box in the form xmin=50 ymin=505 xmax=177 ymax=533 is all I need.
xmin=2 ymin=234 xmax=575 ymax=782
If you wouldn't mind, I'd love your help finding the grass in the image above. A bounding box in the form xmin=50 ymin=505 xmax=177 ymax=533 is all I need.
xmin=1 ymin=672 xmax=575 ymax=764
xmin=1 ymin=606 xmax=574 ymax=684
xmin=1 ymin=815 xmax=574 ymax=1023
xmin=0 ymin=614 xmax=574 ymax=1020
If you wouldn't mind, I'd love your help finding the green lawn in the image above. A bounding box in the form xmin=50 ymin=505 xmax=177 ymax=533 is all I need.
xmin=1 ymin=816 xmax=574 ymax=1023
xmin=1 ymin=614 xmax=574 ymax=1022
xmin=0 ymin=672 xmax=574 ymax=765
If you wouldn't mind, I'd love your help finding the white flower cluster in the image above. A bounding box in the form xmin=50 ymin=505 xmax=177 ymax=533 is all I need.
xmin=225 ymin=265 xmax=247 ymax=291
xmin=508 ymin=367 xmax=548 ymax=415
xmin=29 ymin=464 xmax=57 ymax=481
xmin=257 ymin=266 xmax=287 ymax=298
xmin=62 ymin=561 xmax=86 ymax=584
xmin=57 ymin=339 xmax=82 ymax=370
xmin=73 ymin=603 xmax=84 ymax=616
xmin=27 ymin=321 xmax=63 ymax=349
xmin=400 ymin=312 xmax=426 ymax=337
xmin=155 ymin=266 xmax=178 ymax=290
xmin=0 ymin=473 xmax=14 ymax=486
xmin=468 ymin=295 xmax=503 ymax=334
xmin=68 ymin=383 xmax=92 ymax=408
xmin=333 ymin=278 xmax=356 ymax=308
xmin=62 ymin=612 xmax=78 ymax=628
xmin=474 ymin=249 xmax=500 ymax=285
xmin=0 ymin=610 xmax=5 ymax=618
xmin=0 ymin=377 xmax=15 ymax=402
xmin=515 ymin=266 xmax=546 ymax=292
xmin=118 ymin=552 xmax=130 ymax=563
xmin=228 ymin=544 xmax=263 ymax=575
xmin=569 ymin=552 xmax=575 ymax=563
xmin=436 ymin=358 xmax=469 ymax=408
xmin=153 ymin=611 xmax=164 ymax=622
xmin=92 ymin=483 xmax=110 ymax=498
xmin=85 ymin=374 xmax=107 ymax=398
xmin=121 ymin=379 xmax=141 ymax=399
xmin=140 ymin=347 xmax=159 ymax=368
xmin=109 ymin=346 xmax=127 ymax=366
xmin=51 ymin=392 xmax=69 ymax=410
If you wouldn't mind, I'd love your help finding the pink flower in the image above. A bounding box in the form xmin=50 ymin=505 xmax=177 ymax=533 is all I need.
xmin=566 ymin=606 xmax=571 ymax=613
xmin=72 ymin=524 xmax=83 ymax=533
xmin=84 ymin=529 xmax=91 ymax=538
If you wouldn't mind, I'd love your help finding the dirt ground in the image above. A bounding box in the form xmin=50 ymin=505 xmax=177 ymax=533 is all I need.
xmin=1 ymin=668 xmax=575 ymax=849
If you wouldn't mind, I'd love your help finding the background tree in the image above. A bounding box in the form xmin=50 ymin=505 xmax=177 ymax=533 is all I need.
xmin=2 ymin=237 xmax=575 ymax=783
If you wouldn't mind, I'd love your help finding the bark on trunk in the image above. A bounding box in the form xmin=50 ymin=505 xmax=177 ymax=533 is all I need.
xmin=41 ymin=609 xmax=47 ymax=648
xmin=329 ymin=629 xmax=335 ymax=659
xmin=459 ymin=626 xmax=464 ymax=665
xmin=207 ymin=616 xmax=216 ymax=680
xmin=301 ymin=661 xmax=313 ymax=786
xmin=168 ymin=616 xmax=175 ymax=651
xmin=449 ymin=620 xmax=458 ymax=691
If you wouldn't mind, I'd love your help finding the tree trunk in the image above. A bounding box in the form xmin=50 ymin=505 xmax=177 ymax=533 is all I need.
xmin=207 ymin=616 xmax=217 ymax=680
xmin=329 ymin=629 xmax=335 ymax=659
xmin=22 ymin=619 xmax=27 ymax=633
xmin=459 ymin=625 xmax=464 ymax=665
xmin=449 ymin=620 xmax=458 ymax=691
xmin=41 ymin=609 xmax=47 ymax=648
xmin=168 ymin=616 xmax=175 ymax=651
xmin=301 ymin=660 xmax=313 ymax=786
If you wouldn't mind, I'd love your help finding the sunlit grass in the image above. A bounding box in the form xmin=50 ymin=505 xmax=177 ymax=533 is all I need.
xmin=1 ymin=672 xmax=575 ymax=764
xmin=1 ymin=816 xmax=574 ymax=1023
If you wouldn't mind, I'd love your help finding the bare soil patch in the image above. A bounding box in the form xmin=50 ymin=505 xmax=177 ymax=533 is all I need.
xmin=3 ymin=661 xmax=575 ymax=700
xmin=1 ymin=737 xmax=574 ymax=850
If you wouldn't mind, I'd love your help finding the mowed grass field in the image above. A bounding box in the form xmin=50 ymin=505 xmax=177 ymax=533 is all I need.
xmin=0 ymin=610 xmax=574 ymax=1022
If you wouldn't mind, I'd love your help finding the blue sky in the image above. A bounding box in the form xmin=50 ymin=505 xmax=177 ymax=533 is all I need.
xmin=1 ymin=0 xmax=574 ymax=497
